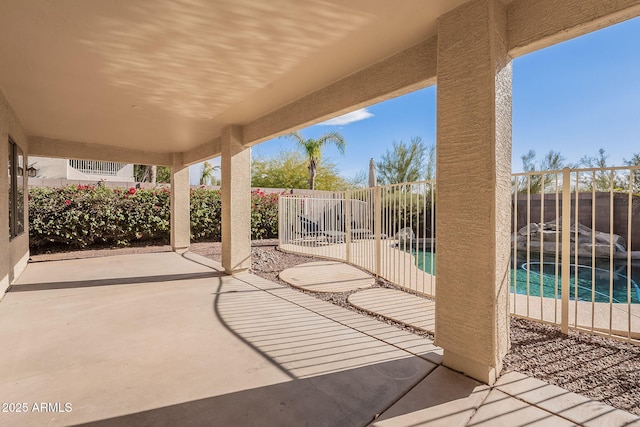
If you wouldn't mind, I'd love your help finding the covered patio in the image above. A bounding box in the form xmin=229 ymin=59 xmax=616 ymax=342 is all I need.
xmin=2 ymin=0 xmax=640 ymax=421
xmin=1 ymin=252 xmax=636 ymax=425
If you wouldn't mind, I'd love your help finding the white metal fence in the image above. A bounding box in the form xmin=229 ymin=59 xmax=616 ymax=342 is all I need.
xmin=68 ymin=159 xmax=127 ymax=176
xmin=279 ymin=182 xmax=437 ymax=297
xmin=279 ymin=166 xmax=640 ymax=343
xmin=512 ymin=166 xmax=640 ymax=342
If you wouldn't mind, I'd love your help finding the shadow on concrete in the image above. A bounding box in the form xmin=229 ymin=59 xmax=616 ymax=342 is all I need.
xmin=211 ymin=276 xmax=297 ymax=381
xmin=8 ymin=271 xmax=223 ymax=292
xmin=76 ymin=357 xmax=470 ymax=427
xmin=2 ymin=252 xmax=469 ymax=425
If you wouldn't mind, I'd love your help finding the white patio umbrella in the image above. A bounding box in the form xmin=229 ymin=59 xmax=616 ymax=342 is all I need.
xmin=368 ymin=158 xmax=377 ymax=187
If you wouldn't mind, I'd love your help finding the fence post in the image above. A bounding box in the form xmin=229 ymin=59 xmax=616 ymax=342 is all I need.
xmin=278 ymin=196 xmax=283 ymax=247
xmin=345 ymin=191 xmax=351 ymax=264
xmin=374 ymin=186 xmax=382 ymax=277
xmin=561 ymin=167 xmax=571 ymax=334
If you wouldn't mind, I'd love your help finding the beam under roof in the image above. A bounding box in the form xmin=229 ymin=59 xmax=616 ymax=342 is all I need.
xmin=29 ymin=136 xmax=174 ymax=166
xmin=508 ymin=0 xmax=640 ymax=57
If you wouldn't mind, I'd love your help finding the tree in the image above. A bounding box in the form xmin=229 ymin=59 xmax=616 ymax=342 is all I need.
xmin=150 ymin=165 xmax=157 ymax=184
xmin=134 ymin=165 xmax=170 ymax=184
xmin=424 ymin=142 xmax=436 ymax=181
xmin=579 ymin=148 xmax=622 ymax=191
xmin=134 ymin=165 xmax=148 ymax=182
xmin=344 ymin=170 xmax=368 ymax=189
xmin=377 ymin=137 xmax=431 ymax=185
xmin=624 ymin=153 xmax=640 ymax=192
xmin=251 ymin=150 xmax=347 ymax=190
xmin=283 ymin=131 xmax=346 ymax=190
xmin=521 ymin=149 xmax=566 ymax=172
xmin=199 ymin=161 xmax=219 ymax=186
xmin=156 ymin=166 xmax=171 ymax=184
xmin=517 ymin=149 xmax=566 ymax=193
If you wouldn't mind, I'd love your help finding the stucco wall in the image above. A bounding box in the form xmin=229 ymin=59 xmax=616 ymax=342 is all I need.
xmin=66 ymin=163 xmax=134 ymax=182
xmin=29 ymin=156 xmax=67 ymax=179
xmin=117 ymin=164 xmax=134 ymax=180
xmin=0 ymin=89 xmax=29 ymax=297
xmin=29 ymin=156 xmax=135 ymax=182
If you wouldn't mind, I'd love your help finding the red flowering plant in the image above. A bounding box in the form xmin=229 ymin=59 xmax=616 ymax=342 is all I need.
xmin=250 ymin=189 xmax=279 ymax=239
xmin=29 ymin=185 xmax=281 ymax=253
xmin=191 ymin=188 xmax=279 ymax=241
xmin=190 ymin=187 xmax=222 ymax=240
xmin=29 ymin=185 xmax=170 ymax=252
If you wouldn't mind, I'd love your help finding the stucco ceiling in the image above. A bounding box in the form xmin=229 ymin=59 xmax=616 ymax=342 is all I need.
xmin=0 ymin=0 xmax=468 ymax=154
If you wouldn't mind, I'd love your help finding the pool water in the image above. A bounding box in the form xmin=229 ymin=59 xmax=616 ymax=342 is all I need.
xmin=411 ymin=250 xmax=640 ymax=304
xmin=414 ymin=250 xmax=436 ymax=276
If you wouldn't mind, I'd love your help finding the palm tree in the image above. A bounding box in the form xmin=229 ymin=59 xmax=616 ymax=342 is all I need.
xmin=199 ymin=161 xmax=219 ymax=186
xmin=284 ymin=131 xmax=346 ymax=190
xmin=149 ymin=165 xmax=157 ymax=185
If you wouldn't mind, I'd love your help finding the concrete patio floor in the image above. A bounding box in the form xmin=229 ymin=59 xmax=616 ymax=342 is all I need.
xmin=0 ymin=253 xmax=638 ymax=426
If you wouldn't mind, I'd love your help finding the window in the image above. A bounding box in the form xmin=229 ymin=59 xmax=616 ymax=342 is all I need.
xmin=8 ymin=138 xmax=24 ymax=239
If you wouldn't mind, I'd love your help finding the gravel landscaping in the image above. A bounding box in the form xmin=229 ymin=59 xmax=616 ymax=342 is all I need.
xmin=29 ymin=239 xmax=640 ymax=416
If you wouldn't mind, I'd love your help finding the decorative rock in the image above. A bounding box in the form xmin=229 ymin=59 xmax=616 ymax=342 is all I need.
xmin=514 ymin=218 xmax=627 ymax=259
xmin=395 ymin=227 xmax=415 ymax=241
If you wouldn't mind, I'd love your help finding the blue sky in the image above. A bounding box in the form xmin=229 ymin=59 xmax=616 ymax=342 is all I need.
xmin=191 ymin=16 xmax=640 ymax=184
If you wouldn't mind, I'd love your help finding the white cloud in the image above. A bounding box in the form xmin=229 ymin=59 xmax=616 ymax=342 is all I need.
xmin=319 ymin=108 xmax=373 ymax=126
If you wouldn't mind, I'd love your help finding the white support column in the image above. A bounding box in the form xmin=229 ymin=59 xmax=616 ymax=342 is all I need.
xmin=170 ymin=164 xmax=190 ymax=253
xmin=435 ymin=0 xmax=512 ymax=385
xmin=221 ymin=125 xmax=251 ymax=274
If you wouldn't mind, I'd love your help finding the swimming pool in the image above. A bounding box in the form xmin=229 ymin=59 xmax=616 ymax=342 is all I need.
xmin=411 ymin=250 xmax=640 ymax=304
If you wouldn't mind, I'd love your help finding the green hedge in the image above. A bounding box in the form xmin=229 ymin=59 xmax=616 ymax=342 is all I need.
xmin=29 ymin=185 xmax=280 ymax=252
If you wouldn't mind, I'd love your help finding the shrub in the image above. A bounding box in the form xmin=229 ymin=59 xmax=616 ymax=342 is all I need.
xmin=251 ymin=189 xmax=279 ymax=239
xmin=29 ymin=185 xmax=171 ymax=250
xmin=190 ymin=188 xmax=279 ymax=241
xmin=29 ymin=185 xmax=280 ymax=252
xmin=190 ymin=187 xmax=222 ymax=241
